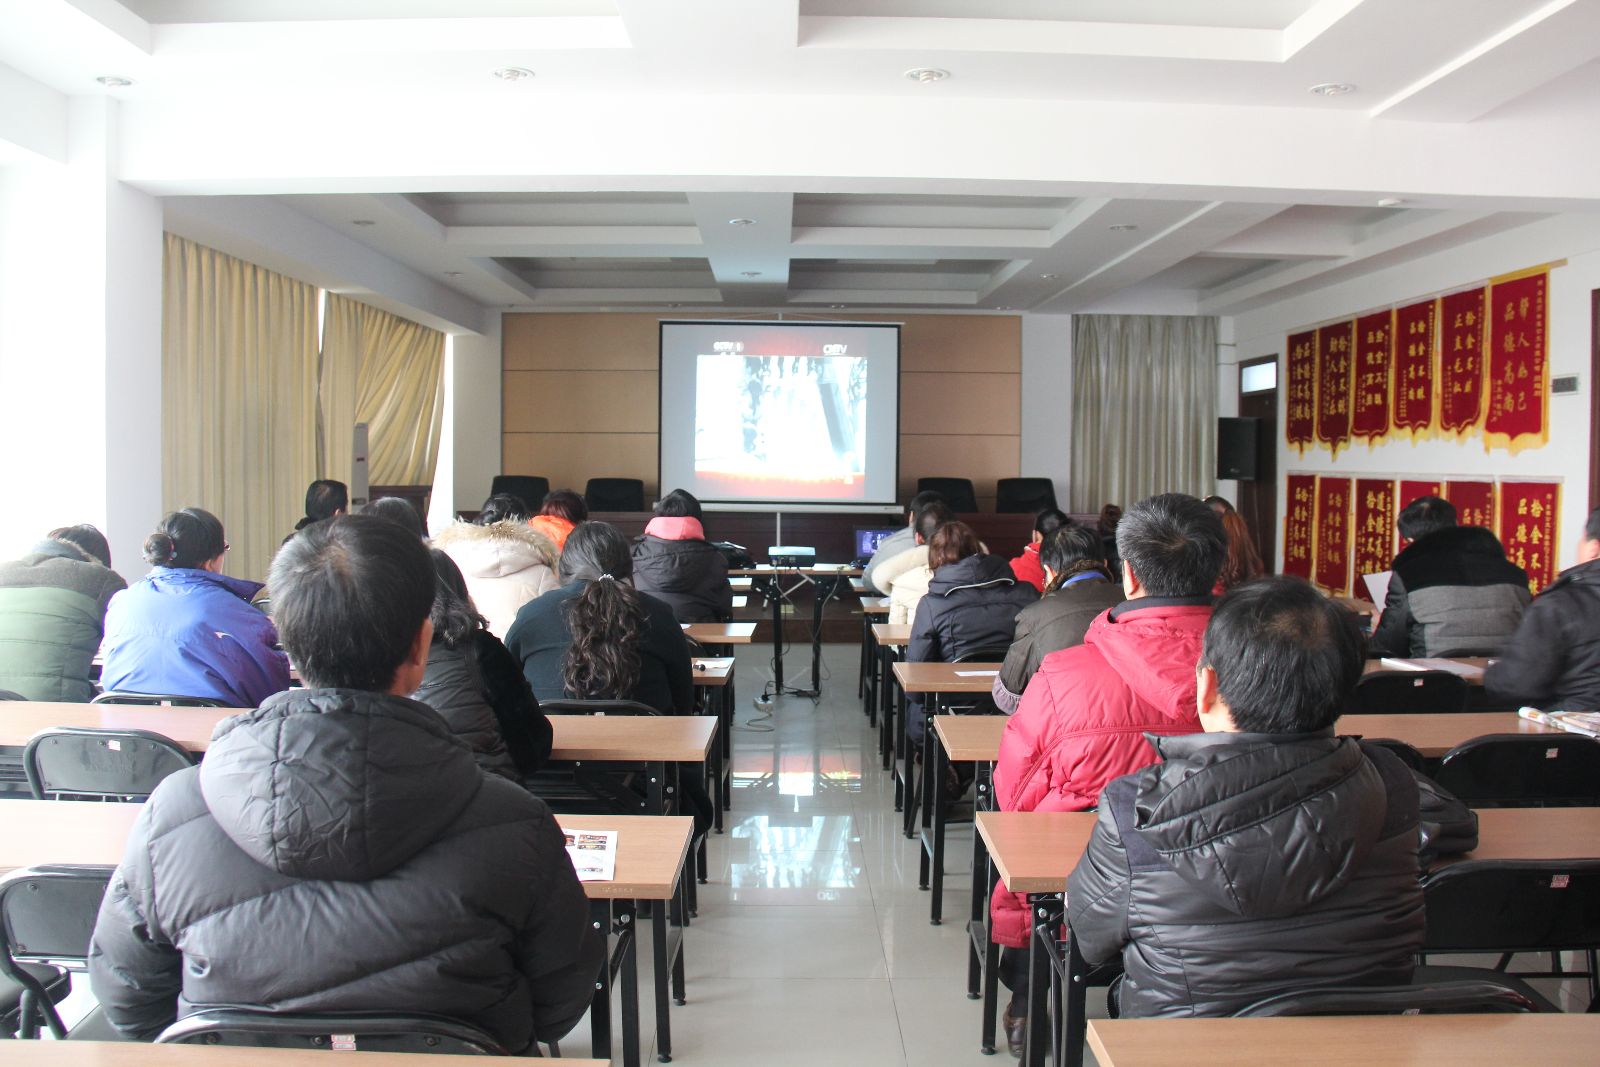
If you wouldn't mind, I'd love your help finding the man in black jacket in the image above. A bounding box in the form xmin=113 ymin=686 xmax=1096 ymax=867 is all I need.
xmin=1067 ymin=576 xmax=1426 ymax=1017
xmin=1486 ymin=505 xmax=1600 ymax=710
xmin=1369 ymin=495 xmax=1530 ymax=657
xmin=631 ymin=488 xmax=733 ymax=623
xmin=89 ymin=515 xmax=603 ymax=1051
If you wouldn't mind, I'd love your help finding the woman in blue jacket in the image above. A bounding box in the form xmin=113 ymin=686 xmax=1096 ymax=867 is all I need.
xmin=102 ymin=508 xmax=289 ymax=707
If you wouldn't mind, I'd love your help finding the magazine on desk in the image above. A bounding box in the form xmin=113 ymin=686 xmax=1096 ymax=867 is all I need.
xmin=1519 ymin=707 xmax=1600 ymax=739
xmin=563 ymin=829 xmax=618 ymax=882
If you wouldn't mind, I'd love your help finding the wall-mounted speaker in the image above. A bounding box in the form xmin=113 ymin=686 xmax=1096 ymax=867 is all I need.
xmin=1217 ymin=417 xmax=1261 ymax=481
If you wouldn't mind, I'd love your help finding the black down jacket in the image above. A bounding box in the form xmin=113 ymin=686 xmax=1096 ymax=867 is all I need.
xmin=630 ymin=534 xmax=732 ymax=624
xmin=906 ymin=553 xmax=1038 ymax=743
xmin=1369 ymin=525 xmax=1530 ymax=657
xmin=88 ymin=688 xmax=603 ymax=1050
xmin=412 ymin=629 xmax=554 ymax=780
xmin=1485 ymin=556 xmax=1600 ymax=711
xmin=1066 ymin=731 xmax=1427 ymax=1017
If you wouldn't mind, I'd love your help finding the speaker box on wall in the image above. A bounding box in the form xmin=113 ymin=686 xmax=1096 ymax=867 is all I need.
xmin=1216 ymin=417 xmax=1260 ymax=481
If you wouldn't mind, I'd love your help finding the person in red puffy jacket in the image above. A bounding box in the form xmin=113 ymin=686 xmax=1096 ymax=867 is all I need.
xmin=990 ymin=492 xmax=1226 ymax=1054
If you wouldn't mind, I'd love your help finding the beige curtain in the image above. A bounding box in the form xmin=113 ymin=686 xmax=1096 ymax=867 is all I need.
xmin=162 ymin=234 xmax=319 ymax=584
xmin=1069 ymin=314 xmax=1218 ymax=513
xmin=319 ymin=294 xmax=446 ymax=487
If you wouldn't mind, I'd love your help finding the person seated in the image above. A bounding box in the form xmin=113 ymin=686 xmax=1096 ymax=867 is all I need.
xmin=1204 ymin=495 xmax=1265 ymax=594
xmin=1097 ymin=503 xmax=1123 ymax=576
xmin=1369 ymin=495 xmax=1529 ymax=657
xmin=991 ymin=523 xmax=1124 ymax=714
xmin=1485 ymin=505 xmax=1600 ymax=710
xmin=990 ymin=493 xmax=1222 ymax=1051
xmin=49 ymin=523 xmax=120 ymax=576
xmin=862 ymin=489 xmax=945 ymax=595
xmin=630 ymin=488 xmax=732 ymax=624
xmin=0 ymin=526 xmax=126 ymax=701
xmin=529 ymin=489 xmax=586 ymax=552
xmin=284 ymin=478 xmax=347 ymax=543
xmin=1067 ymin=576 xmax=1428 ymax=1016
xmin=88 ymin=515 xmax=602 ymax=1050
xmin=412 ymin=548 xmax=553 ymax=780
xmin=505 ymin=521 xmax=712 ymax=831
xmin=1009 ymin=508 xmax=1069 ymax=594
xmin=364 ymin=495 xmax=427 ymax=537
xmin=434 ymin=492 xmax=560 ymax=639
xmin=102 ymin=508 xmax=288 ymax=707
xmin=883 ymin=501 xmax=954 ymax=625
xmin=905 ymin=521 xmax=1037 ymax=748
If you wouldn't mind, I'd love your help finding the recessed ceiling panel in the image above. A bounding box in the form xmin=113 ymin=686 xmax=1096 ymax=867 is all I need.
xmin=799 ymin=0 xmax=1316 ymax=30
xmin=124 ymin=1 xmax=615 ymax=22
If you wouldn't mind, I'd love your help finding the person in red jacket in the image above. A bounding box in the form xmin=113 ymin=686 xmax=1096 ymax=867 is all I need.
xmin=990 ymin=492 xmax=1226 ymax=1054
xmin=1008 ymin=507 xmax=1069 ymax=594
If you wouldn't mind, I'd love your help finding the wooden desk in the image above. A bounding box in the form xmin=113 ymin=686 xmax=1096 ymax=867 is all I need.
xmin=1336 ymin=711 xmax=1558 ymax=757
xmin=729 ymin=577 xmax=752 ymax=591
xmin=1088 ymin=1015 xmax=1600 ymax=1067
xmin=691 ymin=657 xmax=735 ymax=686
xmin=1445 ymin=806 xmax=1600 ymax=866
xmin=891 ymin=660 xmax=1003 ymax=854
xmin=871 ymin=622 xmax=910 ymax=647
xmin=1364 ymin=656 xmax=1490 ymax=686
xmin=0 ymin=1043 xmax=609 ymax=1067
xmin=558 ymin=814 xmax=692 ymax=902
xmin=548 ymin=714 xmax=715 ymax=763
xmin=0 ymin=702 xmax=237 ymax=751
xmin=925 ymin=715 xmax=1008 ymax=926
xmin=893 ymin=660 xmax=1002 ymax=694
xmin=680 ymin=621 xmax=756 ymax=645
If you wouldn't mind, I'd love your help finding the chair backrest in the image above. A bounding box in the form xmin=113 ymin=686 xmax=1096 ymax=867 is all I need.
xmin=489 ymin=474 xmax=549 ymax=515
xmin=1360 ymin=738 xmax=1428 ymax=773
xmin=995 ymin=478 xmax=1057 ymax=515
xmin=91 ymin=691 xmax=231 ymax=708
xmin=158 ymin=1008 xmax=509 ymax=1055
xmin=916 ymin=477 xmax=978 ymax=514
xmin=1421 ymin=858 xmax=1600 ymax=954
xmin=24 ymin=727 xmax=196 ymax=800
xmin=1234 ymin=978 xmax=1539 ymax=1016
xmin=1433 ymin=733 xmax=1600 ymax=807
xmin=1348 ymin=670 xmax=1470 ymax=714
xmin=944 ymin=645 xmax=1010 ymax=715
xmin=0 ymin=866 xmax=114 ymax=971
xmin=0 ymin=689 xmax=26 ymax=701
xmin=539 ymin=699 xmax=660 ymax=717
xmin=584 ymin=478 xmax=645 ymax=513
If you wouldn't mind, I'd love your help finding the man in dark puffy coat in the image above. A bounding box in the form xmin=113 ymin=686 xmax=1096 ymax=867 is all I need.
xmin=1486 ymin=505 xmax=1600 ymax=710
xmin=89 ymin=515 xmax=602 ymax=1051
xmin=631 ymin=488 xmax=732 ymax=623
xmin=1369 ymin=495 xmax=1529 ymax=657
xmin=1067 ymin=576 xmax=1427 ymax=1017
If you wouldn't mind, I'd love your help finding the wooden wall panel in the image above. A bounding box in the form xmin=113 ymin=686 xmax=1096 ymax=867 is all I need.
xmin=503 ymin=313 xmax=660 ymax=371
xmin=898 ymin=433 xmax=1021 ymax=510
xmin=899 ymin=371 xmax=1020 ymax=437
xmin=503 ymin=370 xmax=658 ymax=434
xmin=502 ymin=432 xmax=658 ymax=498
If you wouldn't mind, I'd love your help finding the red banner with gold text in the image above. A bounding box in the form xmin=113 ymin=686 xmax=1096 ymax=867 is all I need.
xmin=1485 ymin=271 xmax=1548 ymax=453
xmin=1315 ymin=322 xmax=1353 ymax=456
xmin=1313 ymin=476 xmax=1352 ymax=595
xmin=1284 ymin=474 xmax=1316 ymax=580
xmin=1445 ymin=480 xmax=1496 ymax=531
xmin=1351 ymin=311 xmax=1392 ymax=443
xmin=1351 ymin=479 xmax=1396 ymax=600
xmin=1392 ymin=299 xmax=1436 ymax=438
xmin=1398 ymin=480 xmax=1443 ymax=510
xmin=1438 ymin=288 xmax=1485 ymax=436
xmin=1285 ymin=331 xmax=1315 ymax=455
xmin=1498 ymin=481 xmax=1561 ymax=593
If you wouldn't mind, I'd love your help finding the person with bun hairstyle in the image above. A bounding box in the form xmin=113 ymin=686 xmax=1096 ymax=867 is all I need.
xmin=101 ymin=508 xmax=289 ymax=707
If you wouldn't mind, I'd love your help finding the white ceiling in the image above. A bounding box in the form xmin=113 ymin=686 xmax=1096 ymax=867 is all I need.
xmin=4 ymin=0 xmax=1600 ymax=322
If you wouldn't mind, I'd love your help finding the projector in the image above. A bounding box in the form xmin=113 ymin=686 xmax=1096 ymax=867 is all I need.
xmin=768 ymin=546 xmax=816 ymax=568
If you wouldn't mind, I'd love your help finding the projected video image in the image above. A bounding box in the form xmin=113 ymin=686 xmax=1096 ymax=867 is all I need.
xmin=694 ymin=353 xmax=868 ymax=499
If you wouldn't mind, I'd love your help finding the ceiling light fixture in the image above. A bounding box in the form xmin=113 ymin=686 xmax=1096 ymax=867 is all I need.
xmin=740 ymin=271 xmax=762 ymax=278
xmin=1308 ymin=82 xmax=1355 ymax=96
xmin=1108 ymin=223 xmax=1139 ymax=232
xmin=904 ymin=67 xmax=950 ymax=84
xmin=830 ymin=304 xmax=847 ymax=309
xmin=996 ymin=306 xmax=1012 ymax=311
xmin=728 ymin=217 xmax=756 ymax=226
xmin=492 ymin=67 xmax=535 ymax=82
xmin=96 ymin=75 xmax=132 ymax=87
xmin=1377 ymin=196 xmax=1405 ymax=208
xmin=1039 ymin=273 xmax=1057 ymax=280
xmin=351 ymin=219 xmax=376 ymax=227
xmin=443 ymin=271 xmax=462 ymax=277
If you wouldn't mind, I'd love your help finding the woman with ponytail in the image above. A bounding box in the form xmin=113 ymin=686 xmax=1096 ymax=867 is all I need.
xmin=102 ymin=508 xmax=289 ymax=706
xmin=991 ymin=523 xmax=1125 ymax=714
xmin=504 ymin=521 xmax=710 ymax=830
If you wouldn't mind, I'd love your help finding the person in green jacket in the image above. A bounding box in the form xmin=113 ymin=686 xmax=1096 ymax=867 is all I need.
xmin=0 ymin=527 xmax=126 ymax=701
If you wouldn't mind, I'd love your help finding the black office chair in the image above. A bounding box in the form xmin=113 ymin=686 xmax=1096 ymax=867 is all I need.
xmin=90 ymin=691 xmax=232 ymax=708
xmin=1347 ymin=669 xmax=1470 ymax=714
xmin=0 ymin=865 xmax=117 ymax=1040
xmin=23 ymin=726 xmax=196 ymax=801
xmin=0 ymin=691 xmax=28 ymax=799
xmin=0 ymin=690 xmax=26 ymax=701
xmin=584 ymin=478 xmax=645 ymax=512
xmin=916 ymin=477 xmax=978 ymax=514
xmin=489 ymin=474 xmax=549 ymax=516
xmin=1234 ymin=976 xmax=1544 ymax=1016
xmin=1434 ymin=733 xmax=1600 ymax=807
xmin=995 ymin=478 xmax=1057 ymax=515
xmin=158 ymin=1008 xmax=510 ymax=1055
xmin=1359 ymin=738 xmax=1429 ymax=774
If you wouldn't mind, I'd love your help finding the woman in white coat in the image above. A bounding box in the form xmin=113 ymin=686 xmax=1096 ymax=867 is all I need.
xmin=433 ymin=494 xmax=560 ymax=638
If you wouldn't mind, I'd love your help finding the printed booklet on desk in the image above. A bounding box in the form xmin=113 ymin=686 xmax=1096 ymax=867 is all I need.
xmin=564 ymin=829 xmax=619 ymax=882
xmin=1519 ymin=707 xmax=1600 ymax=739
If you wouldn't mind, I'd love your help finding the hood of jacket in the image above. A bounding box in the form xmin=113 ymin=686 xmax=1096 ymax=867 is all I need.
xmin=142 ymin=566 xmax=264 ymax=603
xmin=435 ymin=521 xmax=558 ymax=579
xmin=928 ymin=553 xmax=1017 ymax=597
xmin=199 ymin=687 xmax=483 ymax=881
xmin=1084 ymin=599 xmax=1211 ymax=715
xmin=1137 ymin=731 xmax=1386 ymax=918
xmin=1393 ymin=524 xmax=1522 ymax=587
xmin=643 ymin=516 xmax=706 ymax=542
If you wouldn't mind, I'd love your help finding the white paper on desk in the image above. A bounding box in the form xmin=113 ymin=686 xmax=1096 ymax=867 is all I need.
xmin=1385 ymin=658 xmax=1486 ymax=680
xmin=955 ymin=670 xmax=999 ymax=677
xmin=731 ymin=595 xmax=748 ymax=608
xmin=1362 ymin=571 xmax=1391 ymax=607
xmin=564 ymin=829 xmax=618 ymax=882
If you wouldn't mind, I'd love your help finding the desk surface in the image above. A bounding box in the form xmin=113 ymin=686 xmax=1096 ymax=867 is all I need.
xmin=556 ymin=813 xmax=692 ymax=901
xmin=893 ymin=660 xmax=1002 ymax=693
xmin=1337 ymin=711 xmax=1558 ymax=756
xmin=681 ymin=621 xmax=757 ymax=644
xmin=932 ymin=715 xmax=1006 ymax=761
xmin=728 ymin=566 xmax=862 ymax=577
xmin=692 ymin=656 xmax=736 ymax=685
xmin=871 ymin=622 xmax=911 ymax=646
xmin=1089 ymin=1015 xmax=1600 ymax=1067
xmin=548 ymin=714 xmax=716 ymax=763
xmin=1363 ymin=656 xmax=1489 ymax=685
xmin=974 ymin=811 xmax=1097 ymax=894
xmin=0 ymin=702 xmax=237 ymax=751
xmin=1442 ymin=806 xmax=1600 ymax=867
xmin=0 ymin=1043 xmax=607 ymax=1067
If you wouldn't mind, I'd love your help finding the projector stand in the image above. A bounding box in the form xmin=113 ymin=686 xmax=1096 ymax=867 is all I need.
xmin=763 ymin=569 xmax=849 ymax=700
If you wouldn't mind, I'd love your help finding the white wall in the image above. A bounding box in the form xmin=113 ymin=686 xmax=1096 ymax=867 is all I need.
xmin=1020 ymin=313 xmax=1073 ymax=508
xmin=1233 ymin=212 xmax=1600 ymax=573
xmin=447 ymin=319 xmax=504 ymax=518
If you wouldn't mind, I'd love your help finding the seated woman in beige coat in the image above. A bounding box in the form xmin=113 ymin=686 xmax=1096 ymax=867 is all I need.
xmin=883 ymin=502 xmax=953 ymax=625
xmin=434 ymin=493 xmax=560 ymax=638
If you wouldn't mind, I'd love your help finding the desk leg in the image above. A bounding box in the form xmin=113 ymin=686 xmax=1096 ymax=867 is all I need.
xmin=651 ymin=900 xmax=673 ymax=1063
xmin=928 ymin=718 xmax=948 ymax=924
xmin=619 ymin=901 xmax=641 ymax=1067
xmin=1023 ymin=894 xmax=1064 ymax=1067
xmin=810 ymin=576 xmax=827 ymax=693
xmin=768 ymin=577 xmax=785 ymax=691
xmin=877 ymin=646 xmax=893 ymax=771
xmin=589 ymin=900 xmax=613 ymax=1061
xmin=895 ymin=684 xmax=910 ymax=819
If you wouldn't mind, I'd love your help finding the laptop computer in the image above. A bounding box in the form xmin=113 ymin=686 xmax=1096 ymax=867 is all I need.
xmin=854 ymin=527 xmax=901 ymax=558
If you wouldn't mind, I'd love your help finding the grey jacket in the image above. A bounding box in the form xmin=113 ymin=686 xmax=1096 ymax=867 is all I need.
xmin=1370 ymin=525 xmax=1530 ymax=657
xmin=1485 ymin=557 xmax=1600 ymax=710
xmin=0 ymin=544 xmax=125 ymax=701
xmin=88 ymin=688 xmax=602 ymax=1050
